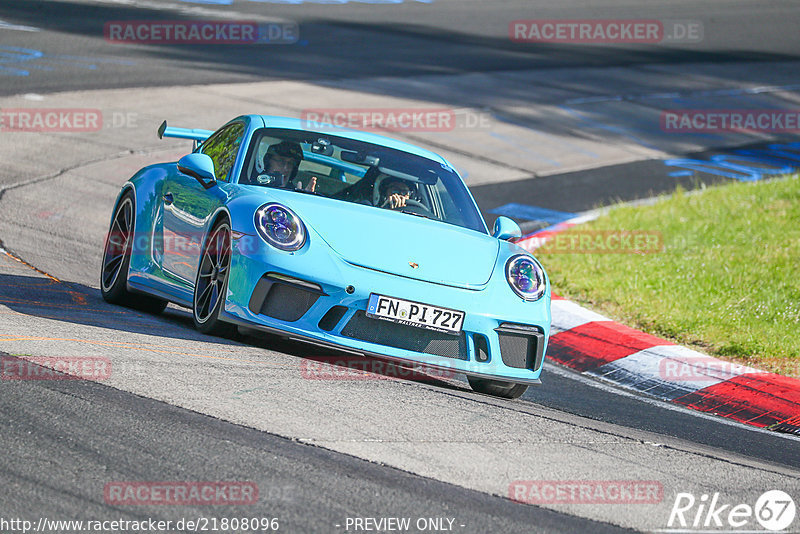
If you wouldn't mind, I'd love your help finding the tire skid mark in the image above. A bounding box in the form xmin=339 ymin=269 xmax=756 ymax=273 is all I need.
xmin=0 ymin=244 xmax=61 ymax=282
xmin=0 ymin=243 xmax=88 ymax=305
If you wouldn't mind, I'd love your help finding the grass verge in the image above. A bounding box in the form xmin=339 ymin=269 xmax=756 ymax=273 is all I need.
xmin=536 ymin=174 xmax=800 ymax=377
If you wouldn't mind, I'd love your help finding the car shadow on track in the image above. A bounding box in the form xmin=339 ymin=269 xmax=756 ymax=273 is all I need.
xmin=238 ymin=327 xmax=467 ymax=390
xmin=0 ymin=272 xmax=238 ymax=344
xmin=0 ymin=273 xmax=465 ymax=391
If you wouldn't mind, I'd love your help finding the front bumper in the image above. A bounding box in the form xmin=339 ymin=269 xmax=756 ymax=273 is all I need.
xmin=222 ymin=235 xmax=551 ymax=384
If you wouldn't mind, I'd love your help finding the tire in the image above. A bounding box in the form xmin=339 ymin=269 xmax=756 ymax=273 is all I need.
xmin=193 ymin=219 xmax=236 ymax=337
xmin=467 ymin=376 xmax=528 ymax=399
xmin=100 ymin=192 xmax=167 ymax=314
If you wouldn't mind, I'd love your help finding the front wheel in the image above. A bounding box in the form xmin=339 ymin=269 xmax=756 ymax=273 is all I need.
xmin=100 ymin=192 xmax=167 ymax=314
xmin=193 ymin=220 xmax=236 ymax=336
xmin=467 ymin=376 xmax=528 ymax=399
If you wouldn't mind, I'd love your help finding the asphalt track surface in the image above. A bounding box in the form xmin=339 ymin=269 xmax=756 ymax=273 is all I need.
xmin=0 ymin=351 xmax=626 ymax=534
xmin=2 ymin=1 xmax=800 ymax=532
xmin=1 ymin=0 xmax=799 ymax=96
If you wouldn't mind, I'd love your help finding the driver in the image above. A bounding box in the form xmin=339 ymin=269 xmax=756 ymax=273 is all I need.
xmin=259 ymin=141 xmax=316 ymax=192
xmin=378 ymin=177 xmax=418 ymax=209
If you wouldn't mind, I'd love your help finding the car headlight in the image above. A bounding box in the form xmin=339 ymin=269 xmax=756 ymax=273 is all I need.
xmin=254 ymin=203 xmax=306 ymax=251
xmin=505 ymin=254 xmax=546 ymax=301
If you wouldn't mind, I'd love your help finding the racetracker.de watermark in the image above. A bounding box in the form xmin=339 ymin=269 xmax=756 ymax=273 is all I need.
xmin=104 ymin=482 xmax=258 ymax=506
xmin=528 ymin=230 xmax=663 ymax=254
xmin=657 ymin=355 xmax=799 ymax=381
xmin=300 ymin=108 xmax=491 ymax=132
xmin=509 ymin=19 xmax=702 ymax=43
xmin=104 ymin=20 xmax=298 ymax=44
xmin=0 ymin=109 xmax=102 ymax=132
xmin=661 ymin=109 xmax=800 ymax=133
xmin=0 ymin=109 xmax=139 ymax=132
xmin=105 ymin=231 xmax=266 ymax=257
xmin=0 ymin=517 xmax=279 ymax=533
xmin=300 ymin=357 xmax=455 ymax=381
xmin=1 ymin=356 xmax=112 ymax=381
xmin=509 ymin=480 xmax=663 ymax=505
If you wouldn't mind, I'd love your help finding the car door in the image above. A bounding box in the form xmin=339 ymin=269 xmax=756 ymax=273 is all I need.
xmin=161 ymin=121 xmax=246 ymax=283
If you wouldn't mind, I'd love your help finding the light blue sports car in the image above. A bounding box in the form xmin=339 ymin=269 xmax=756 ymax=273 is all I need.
xmin=100 ymin=115 xmax=551 ymax=399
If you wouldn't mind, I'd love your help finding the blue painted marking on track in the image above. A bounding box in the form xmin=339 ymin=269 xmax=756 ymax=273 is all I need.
xmin=490 ymin=203 xmax=575 ymax=224
xmin=0 ymin=47 xmax=137 ymax=76
xmin=0 ymin=65 xmax=29 ymax=76
xmin=663 ymin=142 xmax=800 ymax=182
xmin=0 ymin=46 xmax=43 ymax=76
xmin=665 ymin=158 xmax=762 ymax=181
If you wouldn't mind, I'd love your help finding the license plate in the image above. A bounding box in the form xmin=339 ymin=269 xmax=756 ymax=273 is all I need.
xmin=367 ymin=294 xmax=464 ymax=335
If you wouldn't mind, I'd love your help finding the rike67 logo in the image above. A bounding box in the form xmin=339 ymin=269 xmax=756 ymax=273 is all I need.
xmin=665 ymin=490 xmax=796 ymax=532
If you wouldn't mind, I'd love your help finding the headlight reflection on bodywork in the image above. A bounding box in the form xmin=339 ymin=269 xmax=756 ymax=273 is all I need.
xmin=505 ymin=254 xmax=546 ymax=301
xmin=254 ymin=203 xmax=306 ymax=251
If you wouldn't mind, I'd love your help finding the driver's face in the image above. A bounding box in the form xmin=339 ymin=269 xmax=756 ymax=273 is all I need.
xmin=267 ymin=154 xmax=296 ymax=179
xmin=386 ymin=181 xmax=411 ymax=198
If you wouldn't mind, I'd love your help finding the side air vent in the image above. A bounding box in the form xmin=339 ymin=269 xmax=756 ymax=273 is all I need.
xmin=473 ymin=334 xmax=490 ymax=363
xmin=495 ymin=323 xmax=545 ymax=370
xmin=248 ymin=273 xmax=325 ymax=322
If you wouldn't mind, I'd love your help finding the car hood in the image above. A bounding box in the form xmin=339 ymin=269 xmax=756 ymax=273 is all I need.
xmin=276 ymin=192 xmax=498 ymax=288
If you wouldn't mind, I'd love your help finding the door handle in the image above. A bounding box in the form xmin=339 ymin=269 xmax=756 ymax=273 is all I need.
xmin=163 ymin=193 xmax=174 ymax=205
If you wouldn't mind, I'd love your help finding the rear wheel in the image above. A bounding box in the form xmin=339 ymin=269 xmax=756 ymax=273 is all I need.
xmin=467 ymin=376 xmax=528 ymax=399
xmin=193 ymin=220 xmax=236 ymax=336
xmin=100 ymin=192 xmax=167 ymax=314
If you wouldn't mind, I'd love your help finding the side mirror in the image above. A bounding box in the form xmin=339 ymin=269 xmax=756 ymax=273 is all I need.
xmin=492 ymin=216 xmax=521 ymax=241
xmin=177 ymin=153 xmax=216 ymax=189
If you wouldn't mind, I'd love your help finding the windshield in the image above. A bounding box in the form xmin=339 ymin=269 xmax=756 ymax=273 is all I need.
xmin=238 ymin=128 xmax=487 ymax=234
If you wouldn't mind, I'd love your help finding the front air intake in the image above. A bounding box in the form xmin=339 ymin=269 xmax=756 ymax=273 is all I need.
xmin=248 ymin=273 xmax=325 ymax=322
xmin=341 ymin=311 xmax=468 ymax=360
xmin=495 ymin=323 xmax=545 ymax=370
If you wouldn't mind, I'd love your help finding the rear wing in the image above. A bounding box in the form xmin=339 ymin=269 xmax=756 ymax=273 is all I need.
xmin=157 ymin=120 xmax=214 ymax=150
